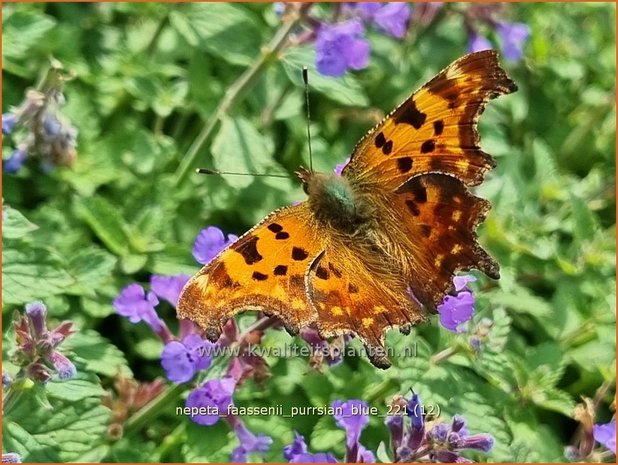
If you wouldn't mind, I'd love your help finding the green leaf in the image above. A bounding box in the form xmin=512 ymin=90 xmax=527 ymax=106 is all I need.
xmin=46 ymin=371 xmax=106 ymax=402
xmin=2 ymin=10 xmax=57 ymax=60
xmin=211 ymin=116 xmax=279 ymax=189
xmin=65 ymin=246 xmax=117 ymax=296
xmin=182 ymin=420 xmax=233 ymax=463
xmin=170 ymin=4 xmax=260 ymax=66
xmin=2 ymin=244 xmax=75 ymax=308
xmin=73 ymin=197 xmax=133 ymax=256
xmin=1 ymin=205 xmax=38 ymax=239
xmin=310 ymin=414 xmax=345 ymax=453
xmin=64 ymin=330 xmax=132 ymax=377
xmin=280 ymin=46 xmax=369 ymax=106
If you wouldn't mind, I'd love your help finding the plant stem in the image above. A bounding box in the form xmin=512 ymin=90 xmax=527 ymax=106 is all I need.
xmin=123 ymin=382 xmax=186 ymax=438
xmin=430 ymin=345 xmax=459 ymax=364
xmin=173 ymin=6 xmax=307 ymax=186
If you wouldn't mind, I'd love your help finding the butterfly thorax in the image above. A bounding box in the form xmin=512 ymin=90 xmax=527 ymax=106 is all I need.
xmin=297 ymin=168 xmax=373 ymax=235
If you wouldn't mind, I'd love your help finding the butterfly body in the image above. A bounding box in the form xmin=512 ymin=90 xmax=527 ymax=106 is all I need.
xmin=178 ymin=51 xmax=517 ymax=368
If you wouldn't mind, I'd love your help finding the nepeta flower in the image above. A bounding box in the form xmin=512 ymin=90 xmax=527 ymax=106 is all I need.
xmin=113 ymin=284 xmax=168 ymax=334
xmin=160 ymin=334 xmax=213 ymax=383
xmin=230 ymin=420 xmax=273 ymax=462
xmin=2 ymin=112 xmax=17 ymax=135
xmin=150 ymin=274 xmax=190 ymax=307
xmin=285 ymin=433 xmax=338 ymax=463
xmin=372 ymin=3 xmax=411 ymax=39
xmin=468 ymin=33 xmax=494 ymax=53
xmin=3 ymin=146 xmax=28 ymax=173
xmin=193 ymin=226 xmax=238 ymax=265
xmin=593 ymin=420 xmax=616 ymax=453
xmin=496 ymin=21 xmax=529 ymax=61
xmin=332 ymin=399 xmax=373 ymax=462
xmin=438 ymin=275 xmax=477 ymax=333
xmin=185 ymin=377 xmax=236 ymax=426
xmin=1 ymin=453 xmax=22 ymax=463
xmin=10 ymin=301 xmax=76 ymax=383
xmin=315 ymin=20 xmax=371 ymax=77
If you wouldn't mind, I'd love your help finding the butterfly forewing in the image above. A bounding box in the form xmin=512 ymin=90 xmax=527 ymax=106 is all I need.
xmin=343 ymin=50 xmax=517 ymax=190
xmin=177 ymin=204 xmax=324 ymax=340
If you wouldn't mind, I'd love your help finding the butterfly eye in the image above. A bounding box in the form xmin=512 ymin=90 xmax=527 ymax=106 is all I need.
xmin=302 ymin=182 xmax=309 ymax=195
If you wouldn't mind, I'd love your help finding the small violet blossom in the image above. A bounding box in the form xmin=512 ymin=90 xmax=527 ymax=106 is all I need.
xmin=284 ymin=433 xmax=338 ymax=463
xmin=334 ymin=157 xmax=351 ymax=176
xmin=593 ymin=420 xmax=616 ymax=453
xmin=468 ymin=33 xmax=494 ymax=53
xmin=113 ymin=284 xmax=169 ymax=339
xmin=185 ymin=377 xmax=236 ymax=426
xmin=315 ymin=20 xmax=371 ymax=77
xmin=230 ymin=420 xmax=273 ymax=462
xmin=438 ymin=275 xmax=477 ymax=333
xmin=160 ymin=334 xmax=213 ymax=383
xmin=150 ymin=274 xmax=190 ymax=307
xmin=496 ymin=21 xmax=530 ymax=61
xmin=193 ymin=226 xmax=238 ymax=265
xmin=372 ymin=3 xmax=412 ymax=39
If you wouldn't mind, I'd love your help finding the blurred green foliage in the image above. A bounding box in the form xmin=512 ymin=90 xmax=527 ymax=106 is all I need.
xmin=2 ymin=2 xmax=615 ymax=463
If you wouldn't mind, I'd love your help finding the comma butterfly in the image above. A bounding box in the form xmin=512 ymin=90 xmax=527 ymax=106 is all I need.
xmin=177 ymin=50 xmax=517 ymax=368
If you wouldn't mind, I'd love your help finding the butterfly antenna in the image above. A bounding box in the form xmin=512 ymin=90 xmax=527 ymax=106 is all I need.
xmin=303 ymin=66 xmax=313 ymax=173
xmin=196 ymin=168 xmax=290 ymax=179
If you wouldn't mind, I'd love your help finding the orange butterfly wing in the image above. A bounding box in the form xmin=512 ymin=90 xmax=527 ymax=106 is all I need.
xmin=343 ymin=50 xmax=517 ymax=190
xmin=177 ymin=204 xmax=323 ymax=340
xmin=307 ymin=246 xmax=424 ymax=368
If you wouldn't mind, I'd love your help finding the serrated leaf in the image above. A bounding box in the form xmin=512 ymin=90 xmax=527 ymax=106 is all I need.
xmin=2 ymin=244 xmax=75 ymax=308
xmin=211 ymin=116 xmax=279 ymax=189
xmin=4 ymin=394 xmax=110 ymax=462
xmin=46 ymin=371 xmax=106 ymax=402
xmin=182 ymin=420 xmax=233 ymax=463
xmin=73 ymin=197 xmax=133 ymax=256
xmin=2 ymin=205 xmax=38 ymax=239
xmin=281 ymin=46 xmax=369 ymax=106
xmin=64 ymin=330 xmax=132 ymax=377
xmin=169 ymin=4 xmax=260 ymax=66
xmin=65 ymin=246 xmax=117 ymax=296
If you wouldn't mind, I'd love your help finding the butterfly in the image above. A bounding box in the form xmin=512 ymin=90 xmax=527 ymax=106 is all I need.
xmin=177 ymin=50 xmax=517 ymax=369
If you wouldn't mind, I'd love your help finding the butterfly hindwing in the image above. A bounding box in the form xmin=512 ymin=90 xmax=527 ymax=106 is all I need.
xmin=307 ymin=246 xmax=424 ymax=368
xmin=394 ymin=173 xmax=499 ymax=308
xmin=177 ymin=204 xmax=323 ymax=340
xmin=343 ymin=50 xmax=517 ymax=190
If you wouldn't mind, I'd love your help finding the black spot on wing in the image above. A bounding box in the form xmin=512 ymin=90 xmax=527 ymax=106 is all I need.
xmin=397 ymin=157 xmax=413 ymax=173
xmin=382 ymin=140 xmax=393 ymax=155
xmin=315 ymin=266 xmax=329 ymax=280
xmin=405 ymin=200 xmax=420 ymax=216
xmin=348 ymin=283 xmax=359 ymax=294
xmin=420 ymin=224 xmax=432 ymax=237
xmin=274 ymin=265 xmax=288 ymax=276
xmin=292 ymin=247 xmax=309 ymax=261
xmin=420 ymin=140 xmax=435 ymax=153
xmin=235 ymin=236 xmax=263 ymax=265
xmin=275 ymin=231 xmax=290 ymax=240
xmin=375 ymin=132 xmax=386 ymax=148
xmin=267 ymin=223 xmax=283 ymax=233
xmin=252 ymin=271 xmax=268 ymax=281
xmin=394 ymin=100 xmax=426 ymax=129
xmin=433 ymin=120 xmax=444 ymax=136
xmin=328 ymin=263 xmax=343 ymax=278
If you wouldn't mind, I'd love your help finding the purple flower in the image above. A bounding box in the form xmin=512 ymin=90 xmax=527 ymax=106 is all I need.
xmin=113 ymin=283 xmax=163 ymax=328
xmin=290 ymin=453 xmax=338 ymax=463
xmin=193 ymin=226 xmax=238 ymax=265
xmin=150 ymin=274 xmax=190 ymax=307
xmin=593 ymin=420 xmax=616 ymax=453
xmin=334 ymin=157 xmax=351 ymax=176
xmin=1 ymin=453 xmax=22 ymax=463
xmin=315 ymin=20 xmax=371 ymax=77
xmin=46 ymin=351 xmax=77 ymax=380
xmin=496 ymin=22 xmax=530 ymax=61
xmin=3 ymin=147 xmax=28 ymax=173
xmin=372 ymin=3 xmax=411 ymax=39
xmin=352 ymin=3 xmax=381 ymax=20
xmin=161 ymin=334 xmax=213 ymax=383
xmin=332 ymin=399 xmax=371 ymax=461
xmin=284 ymin=432 xmax=308 ymax=460
xmin=185 ymin=377 xmax=236 ymax=425
xmin=438 ymin=275 xmax=476 ymax=333
xmin=231 ymin=421 xmax=273 ymax=462
xmin=468 ymin=33 xmax=494 ymax=53
xmin=2 ymin=112 xmax=17 ymax=135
